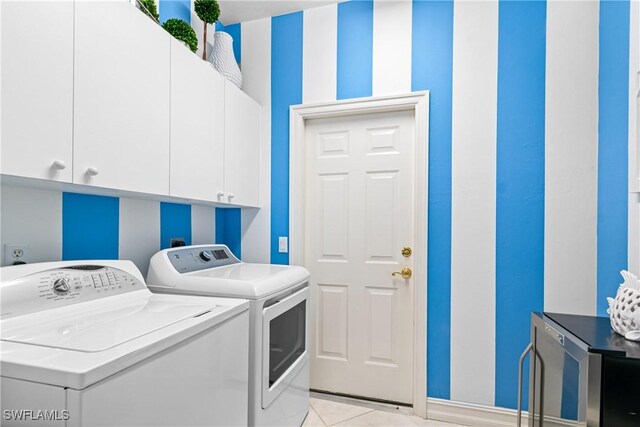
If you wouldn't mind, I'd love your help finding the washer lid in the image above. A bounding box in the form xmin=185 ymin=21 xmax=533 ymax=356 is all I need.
xmin=1 ymin=292 xmax=214 ymax=352
xmin=154 ymin=263 xmax=310 ymax=299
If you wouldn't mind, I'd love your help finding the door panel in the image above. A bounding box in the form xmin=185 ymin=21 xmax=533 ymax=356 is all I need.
xmin=73 ymin=0 xmax=170 ymax=194
xmin=1 ymin=0 xmax=73 ymax=182
xmin=305 ymin=110 xmax=414 ymax=404
xmin=366 ymin=286 xmax=397 ymax=365
xmin=319 ymin=174 xmax=349 ymax=259
xmin=169 ymin=38 xmax=224 ymax=201
xmin=317 ymin=284 xmax=348 ymax=360
xmin=224 ymin=81 xmax=260 ymax=207
xmin=365 ymin=172 xmax=398 ymax=261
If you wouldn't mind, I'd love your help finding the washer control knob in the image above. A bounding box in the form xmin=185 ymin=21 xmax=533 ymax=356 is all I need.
xmin=52 ymin=278 xmax=71 ymax=295
xmin=199 ymin=250 xmax=212 ymax=261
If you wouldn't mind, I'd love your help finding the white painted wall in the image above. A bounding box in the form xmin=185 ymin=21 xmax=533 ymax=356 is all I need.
xmin=240 ymin=17 xmax=272 ymax=264
xmin=303 ymin=4 xmax=337 ymax=104
xmin=119 ymin=197 xmax=161 ymax=276
xmin=191 ymin=204 xmax=216 ymax=245
xmin=449 ymin=0 xmax=498 ymax=406
xmin=629 ymin=0 xmax=640 ymax=276
xmin=0 ymin=186 xmax=62 ymax=266
xmin=372 ymin=0 xmax=412 ymax=96
xmin=544 ymin=0 xmax=599 ymax=315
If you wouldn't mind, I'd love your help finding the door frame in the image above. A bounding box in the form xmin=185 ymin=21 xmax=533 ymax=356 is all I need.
xmin=288 ymin=92 xmax=429 ymax=418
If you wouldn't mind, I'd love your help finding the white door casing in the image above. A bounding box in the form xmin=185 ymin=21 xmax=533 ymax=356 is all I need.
xmin=289 ymin=93 xmax=428 ymax=417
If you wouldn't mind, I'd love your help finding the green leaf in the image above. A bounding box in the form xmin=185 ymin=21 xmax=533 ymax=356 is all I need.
xmin=194 ymin=0 xmax=220 ymax=25
xmin=162 ymin=19 xmax=198 ymax=53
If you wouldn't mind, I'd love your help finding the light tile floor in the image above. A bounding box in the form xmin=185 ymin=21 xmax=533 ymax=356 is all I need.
xmin=304 ymin=395 xmax=467 ymax=427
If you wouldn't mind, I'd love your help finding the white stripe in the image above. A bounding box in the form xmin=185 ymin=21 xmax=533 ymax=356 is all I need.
xmin=240 ymin=17 xmax=272 ymax=263
xmin=0 ymin=186 xmax=62 ymax=265
xmin=450 ymin=0 xmax=498 ymax=406
xmin=544 ymin=0 xmax=599 ymax=315
xmin=191 ymin=205 xmax=215 ymax=245
xmin=303 ymin=4 xmax=337 ymax=103
xmin=372 ymin=0 xmax=412 ymax=96
xmin=118 ymin=197 xmax=160 ymax=277
xmin=628 ymin=0 xmax=640 ymax=276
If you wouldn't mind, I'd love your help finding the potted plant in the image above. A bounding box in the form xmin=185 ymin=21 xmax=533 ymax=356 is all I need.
xmin=162 ymin=18 xmax=198 ymax=53
xmin=138 ymin=0 xmax=159 ymax=21
xmin=194 ymin=0 xmax=220 ymax=60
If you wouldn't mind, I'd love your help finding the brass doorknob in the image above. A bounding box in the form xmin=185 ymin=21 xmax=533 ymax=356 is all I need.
xmin=392 ymin=267 xmax=412 ymax=279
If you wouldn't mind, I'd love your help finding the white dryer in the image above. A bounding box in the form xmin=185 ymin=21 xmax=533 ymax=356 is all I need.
xmin=147 ymin=245 xmax=310 ymax=427
xmin=0 ymin=260 xmax=250 ymax=426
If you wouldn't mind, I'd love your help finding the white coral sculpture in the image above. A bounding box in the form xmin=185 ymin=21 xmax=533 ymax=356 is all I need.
xmin=607 ymin=270 xmax=640 ymax=341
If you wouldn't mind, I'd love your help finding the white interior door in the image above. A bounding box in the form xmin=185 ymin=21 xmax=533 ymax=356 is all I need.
xmin=304 ymin=110 xmax=415 ymax=404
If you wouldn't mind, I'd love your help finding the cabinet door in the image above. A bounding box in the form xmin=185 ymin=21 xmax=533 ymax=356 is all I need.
xmin=1 ymin=1 xmax=73 ymax=182
xmin=73 ymin=1 xmax=170 ymax=195
xmin=169 ymin=39 xmax=225 ymax=201
xmin=224 ymin=81 xmax=260 ymax=207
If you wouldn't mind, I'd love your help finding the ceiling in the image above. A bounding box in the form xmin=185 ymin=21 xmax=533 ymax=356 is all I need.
xmin=218 ymin=0 xmax=342 ymax=25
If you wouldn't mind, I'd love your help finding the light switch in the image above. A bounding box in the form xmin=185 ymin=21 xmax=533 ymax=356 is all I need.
xmin=278 ymin=237 xmax=288 ymax=253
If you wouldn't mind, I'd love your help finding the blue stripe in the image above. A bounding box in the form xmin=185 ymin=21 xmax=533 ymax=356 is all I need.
xmin=160 ymin=202 xmax=191 ymax=249
xmin=271 ymin=12 xmax=303 ymax=265
xmin=597 ymin=0 xmax=630 ymax=316
xmin=337 ymin=0 xmax=373 ymax=100
xmin=159 ymin=0 xmax=191 ymax=24
xmin=411 ymin=0 xmax=454 ymax=400
xmin=215 ymin=22 xmax=242 ymax=64
xmin=215 ymin=208 xmax=242 ymax=259
xmin=495 ymin=0 xmax=546 ymax=410
xmin=62 ymin=193 xmax=119 ymax=260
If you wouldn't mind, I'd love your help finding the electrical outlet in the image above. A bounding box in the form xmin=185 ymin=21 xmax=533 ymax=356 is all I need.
xmin=170 ymin=238 xmax=186 ymax=248
xmin=4 ymin=244 xmax=28 ymax=266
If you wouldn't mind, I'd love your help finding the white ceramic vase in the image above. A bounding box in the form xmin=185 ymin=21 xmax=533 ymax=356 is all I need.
xmin=209 ymin=31 xmax=242 ymax=89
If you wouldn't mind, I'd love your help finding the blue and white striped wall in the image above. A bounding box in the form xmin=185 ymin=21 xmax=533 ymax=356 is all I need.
xmin=1 ymin=0 xmax=635 ymax=414
xmin=0 ymin=186 xmax=246 ymax=275
xmin=210 ymin=0 xmax=633 ymax=411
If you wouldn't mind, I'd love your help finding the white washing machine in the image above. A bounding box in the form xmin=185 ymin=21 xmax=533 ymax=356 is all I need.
xmin=0 ymin=260 xmax=250 ymax=426
xmin=147 ymin=245 xmax=310 ymax=427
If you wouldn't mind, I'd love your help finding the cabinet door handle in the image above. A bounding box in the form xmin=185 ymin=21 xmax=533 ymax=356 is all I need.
xmin=228 ymin=193 xmax=235 ymax=200
xmin=51 ymin=160 xmax=67 ymax=170
xmin=217 ymin=191 xmax=224 ymax=199
xmin=536 ymin=348 xmax=545 ymax=426
xmin=86 ymin=167 xmax=99 ymax=176
xmin=517 ymin=343 xmax=533 ymax=427
xmin=517 ymin=343 xmax=546 ymax=427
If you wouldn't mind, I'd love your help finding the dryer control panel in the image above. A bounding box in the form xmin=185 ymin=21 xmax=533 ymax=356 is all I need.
xmin=1 ymin=265 xmax=145 ymax=319
xmin=166 ymin=245 xmax=240 ymax=274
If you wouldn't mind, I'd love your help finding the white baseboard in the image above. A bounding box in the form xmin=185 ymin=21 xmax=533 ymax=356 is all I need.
xmin=426 ymin=398 xmax=527 ymax=426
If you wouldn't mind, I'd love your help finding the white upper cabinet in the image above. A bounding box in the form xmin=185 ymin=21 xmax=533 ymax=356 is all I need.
xmin=2 ymin=1 xmax=262 ymax=206
xmin=1 ymin=1 xmax=74 ymax=182
xmin=169 ymin=39 xmax=225 ymax=201
xmin=224 ymin=81 xmax=260 ymax=207
xmin=73 ymin=0 xmax=170 ymax=195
